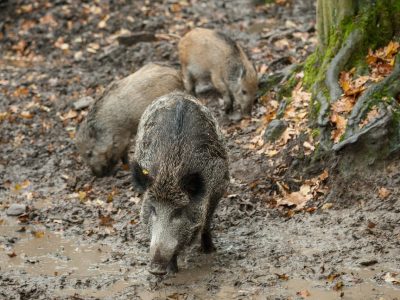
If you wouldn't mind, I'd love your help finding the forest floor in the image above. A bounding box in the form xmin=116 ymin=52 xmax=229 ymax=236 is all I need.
xmin=0 ymin=0 xmax=399 ymax=299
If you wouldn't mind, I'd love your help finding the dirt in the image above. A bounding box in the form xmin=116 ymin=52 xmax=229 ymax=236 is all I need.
xmin=1 ymin=0 xmax=400 ymax=299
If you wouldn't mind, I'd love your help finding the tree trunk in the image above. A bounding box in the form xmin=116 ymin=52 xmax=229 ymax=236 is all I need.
xmin=305 ymin=0 xmax=400 ymax=156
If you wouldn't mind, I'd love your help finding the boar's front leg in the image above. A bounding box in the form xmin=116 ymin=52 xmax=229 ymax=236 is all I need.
xmin=211 ymin=73 xmax=233 ymax=114
xmin=167 ymin=254 xmax=178 ymax=274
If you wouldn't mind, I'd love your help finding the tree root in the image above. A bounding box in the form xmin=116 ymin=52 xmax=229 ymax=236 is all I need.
xmin=332 ymin=106 xmax=392 ymax=151
xmin=325 ymin=29 xmax=363 ymax=102
xmin=346 ymin=53 xmax=400 ymax=135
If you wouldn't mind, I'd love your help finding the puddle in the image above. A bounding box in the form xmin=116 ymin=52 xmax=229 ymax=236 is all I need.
xmin=0 ymin=216 xmax=123 ymax=278
xmin=1 ymin=216 xmax=399 ymax=299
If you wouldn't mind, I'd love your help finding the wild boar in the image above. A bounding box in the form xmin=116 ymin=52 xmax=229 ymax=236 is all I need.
xmin=132 ymin=91 xmax=229 ymax=275
xmin=178 ymin=27 xmax=258 ymax=117
xmin=75 ymin=63 xmax=183 ymax=177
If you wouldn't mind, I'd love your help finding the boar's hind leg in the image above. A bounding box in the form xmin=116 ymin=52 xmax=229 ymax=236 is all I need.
xmin=182 ymin=68 xmax=195 ymax=95
xmin=167 ymin=254 xmax=178 ymax=274
xmin=201 ymin=195 xmax=219 ymax=253
xmin=211 ymin=73 xmax=233 ymax=114
xmin=121 ymin=148 xmax=129 ymax=165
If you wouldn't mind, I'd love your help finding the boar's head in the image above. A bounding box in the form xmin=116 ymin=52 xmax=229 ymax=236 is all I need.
xmin=75 ymin=121 xmax=122 ymax=177
xmin=232 ymin=64 xmax=258 ymax=117
xmin=132 ymin=158 xmax=206 ymax=275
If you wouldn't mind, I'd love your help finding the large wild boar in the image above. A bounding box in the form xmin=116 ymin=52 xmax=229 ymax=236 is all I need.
xmin=132 ymin=91 xmax=229 ymax=275
xmin=178 ymin=27 xmax=258 ymax=117
xmin=75 ymin=63 xmax=183 ymax=177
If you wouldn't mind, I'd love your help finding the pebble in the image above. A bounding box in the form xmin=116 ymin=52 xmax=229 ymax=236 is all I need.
xmin=6 ymin=204 xmax=26 ymax=216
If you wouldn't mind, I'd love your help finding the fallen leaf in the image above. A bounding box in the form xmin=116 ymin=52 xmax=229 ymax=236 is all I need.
xmin=7 ymin=251 xmax=17 ymax=258
xmin=275 ymin=273 xmax=289 ymax=280
xmin=384 ymin=272 xmax=400 ymax=285
xmin=330 ymin=114 xmax=347 ymax=143
xmin=359 ymin=106 xmax=380 ymax=128
xmin=32 ymin=231 xmax=45 ymax=238
xmin=333 ymin=281 xmax=344 ymax=291
xmin=20 ymin=111 xmax=34 ymax=119
xmin=331 ymin=97 xmax=354 ymax=114
xmin=378 ymin=187 xmax=391 ymax=199
xmin=13 ymin=87 xmax=29 ymax=97
xmin=78 ymin=191 xmax=87 ymax=201
xmin=99 ymin=215 xmax=114 ymax=226
xmin=319 ymin=169 xmax=329 ymax=181
xmin=321 ymin=203 xmax=333 ymax=210
xmin=296 ymin=290 xmax=310 ymax=298
xmin=367 ymin=221 xmax=376 ymax=229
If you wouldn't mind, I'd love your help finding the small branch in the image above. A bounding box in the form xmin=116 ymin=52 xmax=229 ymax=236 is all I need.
xmin=325 ymin=29 xmax=363 ymax=102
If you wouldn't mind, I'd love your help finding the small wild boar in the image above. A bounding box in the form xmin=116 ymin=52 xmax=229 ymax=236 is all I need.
xmin=132 ymin=91 xmax=229 ymax=275
xmin=178 ymin=27 xmax=258 ymax=117
xmin=75 ymin=63 xmax=183 ymax=177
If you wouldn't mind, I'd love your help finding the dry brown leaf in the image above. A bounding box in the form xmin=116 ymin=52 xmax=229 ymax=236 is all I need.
xmin=378 ymin=187 xmax=391 ymax=199
xmin=331 ymin=97 xmax=355 ymax=114
xmin=319 ymin=169 xmax=329 ymax=181
xmin=99 ymin=215 xmax=114 ymax=226
xmin=384 ymin=272 xmax=400 ymax=285
xmin=326 ymin=273 xmax=340 ymax=282
xmin=33 ymin=231 xmax=45 ymax=238
xmin=13 ymin=87 xmax=29 ymax=97
xmin=321 ymin=203 xmax=333 ymax=210
xmin=275 ymin=273 xmax=289 ymax=280
xmin=78 ymin=191 xmax=87 ymax=201
xmin=40 ymin=14 xmax=58 ymax=27
xmin=7 ymin=251 xmax=17 ymax=258
xmin=297 ymin=290 xmax=311 ymax=298
xmin=20 ymin=111 xmax=33 ymax=119
xmin=359 ymin=106 xmax=380 ymax=128
xmin=330 ymin=114 xmax=347 ymax=143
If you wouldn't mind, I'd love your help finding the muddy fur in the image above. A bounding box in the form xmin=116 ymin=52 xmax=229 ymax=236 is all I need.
xmin=132 ymin=91 xmax=229 ymax=275
xmin=178 ymin=28 xmax=258 ymax=117
xmin=75 ymin=63 xmax=184 ymax=177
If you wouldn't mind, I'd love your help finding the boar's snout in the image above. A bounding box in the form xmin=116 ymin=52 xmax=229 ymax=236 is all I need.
xmin=90 ymin=160 xmax=117 ymax=177
xmin=240 ymin=105 xmax=252 ymax=118
xmin=149 ymin=248 xmax=170 ymax=276
xmin=149 ymin=235 xmax=178 ymax=275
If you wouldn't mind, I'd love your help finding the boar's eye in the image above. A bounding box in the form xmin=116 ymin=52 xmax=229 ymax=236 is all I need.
xmin=86 ymin=151 xmax=93 ymax=158
xmin=150 ymin=205 xmax=156 ymax=216
xmin=242 ymin=89 xmax=247 ymax=95
xmin=171 ymin=208 xmax=183 ymax=220
xmin=132 ymin=161 xmax=152 ymax=193
xmin=181 ymin=173 xmax=205 ymax=200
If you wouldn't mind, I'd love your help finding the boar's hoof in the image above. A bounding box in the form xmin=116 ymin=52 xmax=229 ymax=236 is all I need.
xmin=201 ymin=231 xmax=216 ymax=253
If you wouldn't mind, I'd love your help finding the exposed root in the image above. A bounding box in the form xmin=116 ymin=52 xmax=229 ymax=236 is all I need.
xmin=346 ymin=54 xmax=400 ymax=134
xmin=332 ymin=106 xmax=392 ymax=151
xmin=325 ymin=29 xmax=363 ymax=102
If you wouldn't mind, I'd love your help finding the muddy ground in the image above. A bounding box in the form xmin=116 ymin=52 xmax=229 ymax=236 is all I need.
xmin=1 ymin=0 xmax=400 ymax=299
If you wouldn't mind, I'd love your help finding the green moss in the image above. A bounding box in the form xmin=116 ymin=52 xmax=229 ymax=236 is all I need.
xmin=311 ymin=128 xmax=321 ymax=139
xmin=303 ymin=52 xmax=319 ymax=88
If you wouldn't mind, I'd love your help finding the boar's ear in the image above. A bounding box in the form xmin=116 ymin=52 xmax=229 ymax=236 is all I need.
xmin=181 ymin=173 xmax=205 ymax=200
xmin=132 ymin=161 xmax=153 ymax=193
